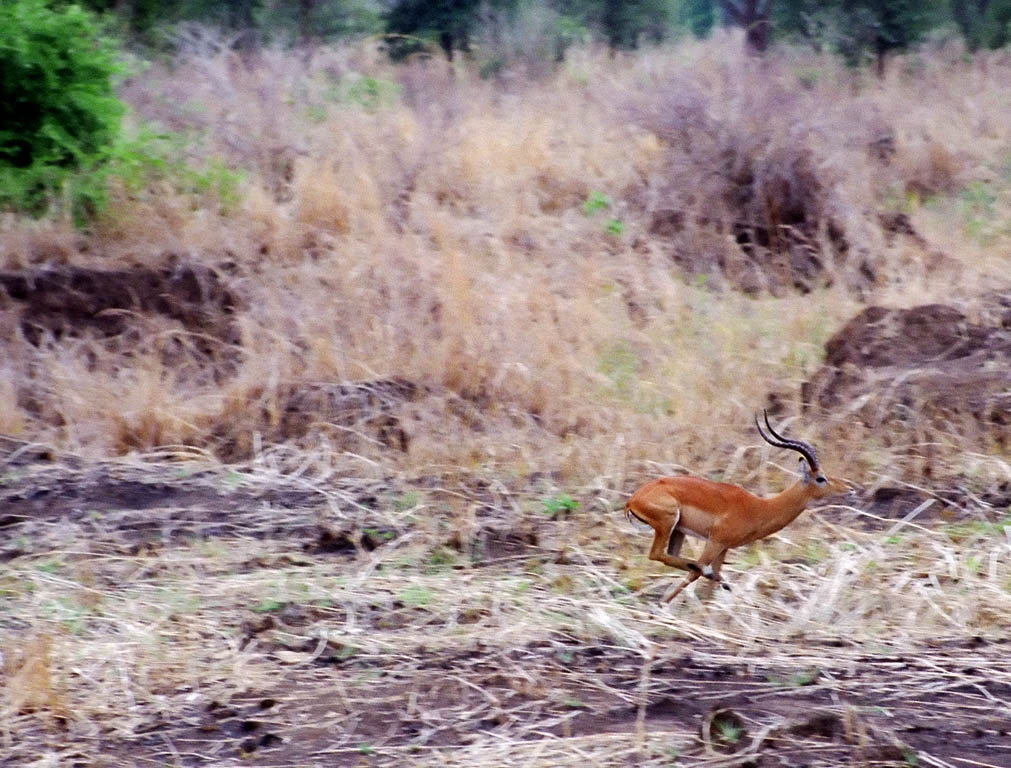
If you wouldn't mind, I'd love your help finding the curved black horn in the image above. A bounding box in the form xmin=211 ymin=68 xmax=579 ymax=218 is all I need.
xmin=755 ymin=409 xmax=820 ymax=471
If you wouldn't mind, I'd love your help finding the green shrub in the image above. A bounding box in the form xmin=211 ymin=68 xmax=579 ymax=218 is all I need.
xmin=0 ymin=0 xmax=124 ymax=218
xmin=94 ymin=127 xmax=245 ymax=217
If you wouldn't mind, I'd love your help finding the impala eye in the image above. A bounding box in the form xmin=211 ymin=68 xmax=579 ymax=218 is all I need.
xmin=815 ymin=476 xmax=827 ymax=485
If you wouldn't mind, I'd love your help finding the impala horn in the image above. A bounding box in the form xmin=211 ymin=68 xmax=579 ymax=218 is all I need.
xmin=755 ymin=409 xmax=820 ymax=473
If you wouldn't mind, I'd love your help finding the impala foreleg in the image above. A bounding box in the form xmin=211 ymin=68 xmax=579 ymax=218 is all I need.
xmin=667 ymin=529 xmax=686 ymax=557
xmin=698 ymin=549 xmax=730 ymax=600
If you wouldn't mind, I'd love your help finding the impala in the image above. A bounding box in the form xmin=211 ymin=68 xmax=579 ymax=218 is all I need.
xmin=625 ymin=412 xmax=848 ymax=602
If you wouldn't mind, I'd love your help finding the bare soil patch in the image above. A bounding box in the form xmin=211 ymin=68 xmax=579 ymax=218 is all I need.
xmin=129 ymin=637 xmax=1011 ymax=767
xmin=0 ymin=263 xmax=240 ymax=349
xmin=0 ymin=451 xmax=396 ymax=564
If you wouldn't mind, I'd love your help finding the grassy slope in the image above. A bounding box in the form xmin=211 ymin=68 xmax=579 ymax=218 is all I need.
xmin=0 ymin=34 xmax=1007 ymax=482
xmin=2 ymin=32 xmax=1011 ymax=766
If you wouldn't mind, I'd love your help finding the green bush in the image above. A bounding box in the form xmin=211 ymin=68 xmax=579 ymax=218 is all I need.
xmin=82 ymin=126 xmax=245 ymax=219
xmin=0 ymin=0 xmax=124 ymax=218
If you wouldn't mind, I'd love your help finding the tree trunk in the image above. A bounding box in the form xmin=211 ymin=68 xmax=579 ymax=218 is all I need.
xmin=299 ymin=0 xmax=315 ymax=47
xmin=722 ymin=0 xmax=773 ymax=54
xmin=437 ymin=30 xmax=450 ymax=60
xmin=875 ymin=37 xmax=887 ymax=78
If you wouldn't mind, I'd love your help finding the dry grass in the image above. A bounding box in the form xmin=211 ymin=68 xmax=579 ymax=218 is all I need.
xmin=0 ymin=33 xmax=1008 ymax=484
xmin=2 ymin=32 xmax=1011 ymax=767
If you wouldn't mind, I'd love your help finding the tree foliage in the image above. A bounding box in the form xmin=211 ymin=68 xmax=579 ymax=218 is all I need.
xmin=77 ymin=0 xmax=380 ymax=46
xmin=384 ymin=0 xmax=522 ymax=59
xmin=775 ymin=0 xmax=949 ymax=72
xmin=0 ymin=0 xmax=124 ymax=214
xmin=556 ymin=0 xmax=680 ymax=49
xmin=952 ymin=0 xmax=1011 ymax=50
xmin=23 ymin=0 xmax=1011 ymax=71
xmin=680 ymin=0 xmax=716 ymax=38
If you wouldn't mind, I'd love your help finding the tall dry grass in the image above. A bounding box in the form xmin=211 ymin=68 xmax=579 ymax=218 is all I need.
xmin=1 ymin=32 xmax=1010 ymax=490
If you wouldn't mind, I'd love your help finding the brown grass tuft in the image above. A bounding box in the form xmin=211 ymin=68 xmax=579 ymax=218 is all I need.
xmin=1 ymin=633 xmax=65 ymax=722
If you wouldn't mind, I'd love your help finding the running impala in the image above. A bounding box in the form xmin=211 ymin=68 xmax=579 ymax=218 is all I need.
xmin=625 ymin=412 xmax=848 ymax=602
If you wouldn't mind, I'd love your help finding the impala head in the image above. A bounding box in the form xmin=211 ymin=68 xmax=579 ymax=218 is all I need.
xmin=755 ymin=410 xmax=848 ymax=498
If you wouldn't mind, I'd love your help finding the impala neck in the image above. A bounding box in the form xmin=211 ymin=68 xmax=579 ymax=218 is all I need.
xmin=755 ymin=481 xmax=815 ymax=535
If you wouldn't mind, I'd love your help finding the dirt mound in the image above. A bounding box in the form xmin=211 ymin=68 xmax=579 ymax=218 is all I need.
xmin=275 ymin=378 xmax=418 ymax=447
xmin=0 ymin=262 xmax=240 ymax=347
xmin=803 ymin=294 xmax=1011 ymax=450
xmin=215 ymin=377 xmax=422 ymax=461
xmin=0 ymin=261 xmax=428 ymax=458
xmin=629 ymin=77 xmax=963 ymax=297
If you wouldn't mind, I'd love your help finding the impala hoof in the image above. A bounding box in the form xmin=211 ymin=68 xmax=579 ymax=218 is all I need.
xmin=720 ymin=582 xmax=731 ymax=591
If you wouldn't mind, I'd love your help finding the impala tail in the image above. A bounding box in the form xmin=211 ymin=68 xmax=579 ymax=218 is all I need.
xmin=625 ymin=501 xmax=650 ymax=526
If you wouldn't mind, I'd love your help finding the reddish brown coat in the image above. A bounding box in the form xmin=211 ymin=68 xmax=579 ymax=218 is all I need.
xmin=626 ymin=469 xmax=848 ymax=602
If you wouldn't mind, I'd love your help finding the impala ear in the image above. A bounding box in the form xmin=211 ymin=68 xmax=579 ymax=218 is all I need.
xmin=799 ymin=456 xmax=811 ymax=482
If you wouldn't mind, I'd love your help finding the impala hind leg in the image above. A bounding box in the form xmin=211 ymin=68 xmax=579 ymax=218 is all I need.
xmin=662 ymin=540 xmax=727 ymax=603
xmin=647 ymin=522 xmax=700 ymax=574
